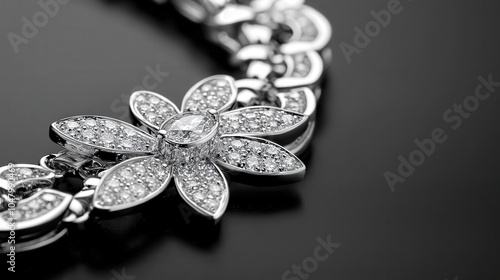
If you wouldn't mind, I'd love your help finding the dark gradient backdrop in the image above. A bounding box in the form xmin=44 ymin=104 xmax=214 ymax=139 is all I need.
xmin=1 ymin=0 xmax=500 ymax=279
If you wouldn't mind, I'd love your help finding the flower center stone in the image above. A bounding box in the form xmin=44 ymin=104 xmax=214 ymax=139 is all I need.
xmin=159 ymin=111 xmax=219 ymax=164
xmin=162 ymin=112 xmax=218 ymax=145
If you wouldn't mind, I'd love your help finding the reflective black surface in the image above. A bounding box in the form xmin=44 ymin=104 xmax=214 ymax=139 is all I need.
xmin=1 ymin=0 xmax=500 ymax=279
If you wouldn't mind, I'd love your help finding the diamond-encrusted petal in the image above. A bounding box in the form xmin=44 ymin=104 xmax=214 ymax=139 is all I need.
xmin=93 ymin=156 xmax=172 ymax=212
xmin=219 ymin=106 xmax=308 ymax=145
xmin=276 ymin=87 xmax=317 ymax=116
xmin=0 ymin=189 xmax=72 ymax=234
xmin=279 ymin=5 xmax=332 ymax=55
xmin=130 ymin=91 xmax=180 ymax=131
xmin=174 ymin=159 xmax=228 ymax=220
xmin=181 ymin=75 xmax=237 ymax=113
xmin=0 ymin=164 xmax=55 ymax=192
xmin=215 ymin=136 xmax=305 ymax=185
xmin=50 ymin=116 xmax=156 ymax=159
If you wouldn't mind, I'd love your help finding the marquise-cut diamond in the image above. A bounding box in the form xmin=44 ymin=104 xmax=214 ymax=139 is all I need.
xmin=162 ymin=112 xmax=217 ymax=144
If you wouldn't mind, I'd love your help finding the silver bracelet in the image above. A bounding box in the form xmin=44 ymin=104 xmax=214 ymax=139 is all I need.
xmin=0 ymin=0 xmax=331 ymax=253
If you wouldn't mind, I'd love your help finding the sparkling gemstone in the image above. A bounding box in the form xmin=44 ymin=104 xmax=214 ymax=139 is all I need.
xmin=209 ymin=100 xmax=220 ymax=108
xmin=209 ymin=183 xmax=221 ymax=192
xmin=193 ymin=192 xmax=206 ymax=201
xmin=207 ymin=199 xmax=218 ymax=208
xmin=216 ymin=80 xmax=227 ymax=87
xmin=149 ymin=97 xmax=160 ymax=104
xmin=105 ymin=120 xmax=118 ymax=129
xmin=262 ymin=110 xmax=274 ymax=117
xmin=85 ymin=119 xmax=97 ymax=126
xmin=284 ymin=157 xmax=297 ymax=168
xmin=140 ymin=104 xmax=151 ymax=111
xmin=247 ymin=156 xmax=259 ymax=168
xmin=230 ymin=121 xmax=240 ymax=130
xmin=162 ymin=112 xmax=217 ymax=144
xmin=249 ymin=142 xmax=261 ymax=151
xmin=82 ymin=130 xmax=95 ymax=139
xmin=267 ymin=146 xmax=279 ymax=155
xmin=246 ymin=113 xmax=257 ymax=120
xmin=134 ymin=165 xmax=146 ymax=174
xmin=120 ymin=169 xmax=135 ymax=180
xmin=67 ymin=121 xmax=80 ymax=129
xmin=146 ymin=176 xmax=160 ymax=186
xmin=107 ymin=179 xmax=121 ymax=188
xmin=228 ymin=153 xmax=240 ymax=162
xmin=28 ymin=200 xmax=40 ymax=209
xmin=248 ymin=122 xmax=259 ymax=130
xmin=282 ymin=115 xmax=294 ymax=125
xmin=192 ymin=92 xmax=203 ymax=100
xmin=42 ymin=194 xmax=56 ymax=202
xmin=122 ymin=140 xmax=133 ymax=148
xmin=231 ymin=140 xmax=244 ymax=148
xmin=124 ymin=128 xmax=136 ymax=136
xmin=201 ymin=84 xmax=212 ymax=92
xmin=130 ymin=184 xmax=146 ymax=197
xmin=264 ymin=159 xmax=277 ymax=171
xmin=120 ymin=191 xmax=131 ymax=201
xmin=146 ymin=112 xmax=156 ymax=121
xmin=101 ymin=133 xmax=115 ymax=143
xmin=19 ymin=168 xmax=33 ymax=177
xmin=135 ymin=95 xmax=146 ymax=102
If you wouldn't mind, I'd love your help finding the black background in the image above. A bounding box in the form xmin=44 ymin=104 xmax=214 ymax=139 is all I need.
xmin=1 ymin=0 xmax=500 ymax=279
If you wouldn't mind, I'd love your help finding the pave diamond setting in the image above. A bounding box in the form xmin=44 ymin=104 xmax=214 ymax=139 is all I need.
xmin=94 ymin=156 xmax=172 ymax=211
xmin=219 ymin=107 xmax=306 ymax=136
xmin=51 ymin=116 xmax=156 ymax=156
xmin=174 ymin=159 xmax=228 ymax=218
xmin=216 ymin=136 xmax=304 ymax=175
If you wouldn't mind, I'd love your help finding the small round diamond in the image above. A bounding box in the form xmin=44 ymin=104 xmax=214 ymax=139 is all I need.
xmin=134 ymin=165 xmax=146 ymax=175
xmin=124 ymin=128 xmax=136 ymax=136
xmin=207 ymin=199 xmax=218 ymax=209
xmin=130 ymin=184 xmax=146 ymax=197
xmin=85 ymin=119 xmax=97 ymax=126
xmin=42 ymin=194 xmax=57 ymax=202
xmin=67 ymin=121 xmax=80 ymax=129
xmin=82 ymin=130 xmax=94 ymax=139
xmin=149 ymin=97 xmax=160 ymax=104
xmin=209 ymin=183 xmax=221 ymax=192
xmin=228 ymin=153 xmax=240 ymax=163
xmin=19 ymin=168 xmax=33 ymax=177
xmin=192 ymin=92 xmax=203 ymax=100
xmin=120 ymin=169 xmax=135 ymax=180
xmin=230 ymin=121 xmax=240 ymax=130
xmin=264 ymin=159 xmax=277 ymax=172
xmin=282 ymin=115 xmax=294 ymax=125
xmin=267 ymin=146 xmax=279 ymax=155
xmin=101 ymin=133 xmax=114 ymax=143
xmin=122 ymin=140 xmax=133 ymax=148
xmin=249 ymin=142 xmax=261 ymax=151
xmin=201 ymin=84 xmax=212 ymax=92
xmin=105 ymin=120 xmax=117 ymax=129
xmin=231 ymin=140 xmax=244 ymax=148
xmin=193 ymin=192 xmax=206 ymax=201
xmin=247 ymin=156 xmax=259 ymax=168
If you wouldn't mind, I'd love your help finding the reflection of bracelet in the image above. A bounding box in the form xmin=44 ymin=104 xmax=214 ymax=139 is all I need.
xmin=0 ymin=0 xmax=331 ymax=252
